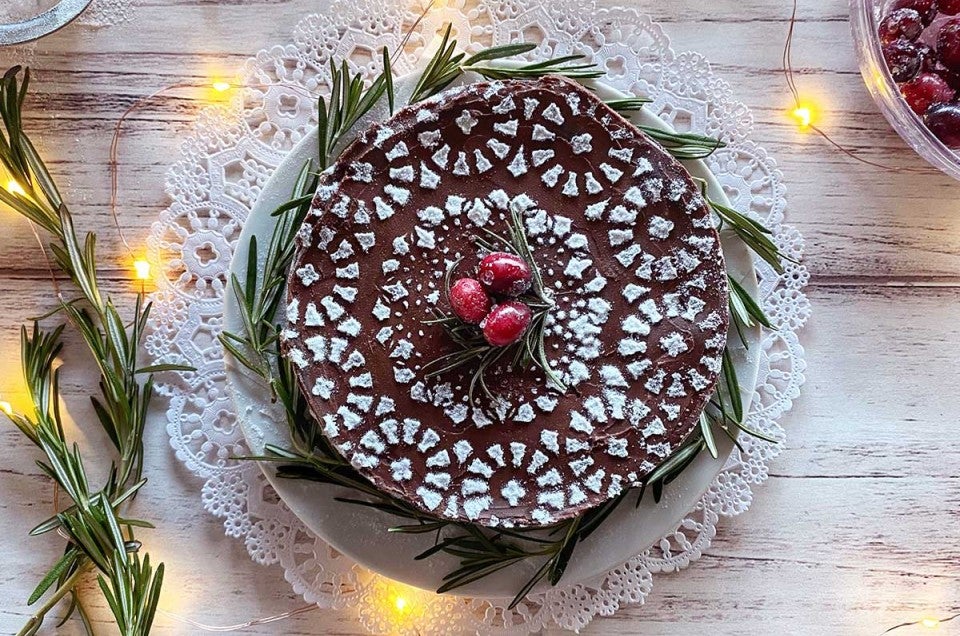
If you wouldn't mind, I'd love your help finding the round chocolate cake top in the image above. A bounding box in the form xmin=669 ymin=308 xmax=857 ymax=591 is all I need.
xmin=283 ymin=76 xmax=729 ymax=527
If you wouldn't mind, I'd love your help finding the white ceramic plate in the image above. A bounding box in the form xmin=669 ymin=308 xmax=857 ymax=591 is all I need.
xmin=224 ymin=69 xmax=761 ymax=599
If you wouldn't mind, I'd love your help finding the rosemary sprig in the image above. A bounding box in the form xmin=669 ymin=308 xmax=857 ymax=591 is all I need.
xmin=728 ymin=273 xmax=774 ymax=349
xmin=408 ymin=25 xmax=464 ymax=103
xmin=0 ymin=66 xmax=182 ymax=635
xmin=638 ymin=126 xmax=726 ymax=160
xmin=604 ymin=94 xmax=727 ymax=160
xmin=409 ymin=24 xmax=603 ymax=103
xmin=317 ymin=47 xmax=394 ymax=170
xmin=696 ymin=177 xmax=794 ymax=275
xmin=605 ymin=96 xmax=652 ymax=111
xmin=409 ymin=25 xmax=537 ymax=102
xmin=221 ymin=161 xmax=318 ymax=384
xmin=465 ymin=55 xmax=604 ymax=81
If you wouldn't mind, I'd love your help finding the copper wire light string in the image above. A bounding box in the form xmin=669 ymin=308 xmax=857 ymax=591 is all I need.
xmin=784 ymin=0 xmax=928 ymax=173
xmin=883 ymin=610 xmax=960 ymax=633
xmin=156 ymin=605 xmax=320 ymax=631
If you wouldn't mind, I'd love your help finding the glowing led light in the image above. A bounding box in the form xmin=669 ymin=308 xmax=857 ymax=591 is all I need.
xmin=6 ymin=180 xmax=25 ymax=196
xmin=212 ymin=81 xmax=232 ymax=93
xmin=0 ymin=401 xmax=12 ymax=416
xmin=394 ymin=596 xmax=408 ymax=613
xmin=921 ymin=618 xmax=941 ymax=629
xmin=791 ymin=104 xmax=813 ymax=129
xmin=133 ymin=259 xmax=151 ymax=280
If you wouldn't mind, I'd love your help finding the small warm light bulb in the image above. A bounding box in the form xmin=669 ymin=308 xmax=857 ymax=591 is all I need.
xmin=212 ymin=81 xmax=232 ymax=93
xmin=0 ymin=401 xmax=12 ymax=416
xmin=394 ymin=596 xmax=408 ymax=613
xmin=921 ymin=617 xmax=941 ymax=629
xmin=791 ymin=104 xmax=813 ymax=129
xmin=6 ymin=179 xmax=25 ymax=196
xmin=133 ymin=259 xmax=151 ymax=280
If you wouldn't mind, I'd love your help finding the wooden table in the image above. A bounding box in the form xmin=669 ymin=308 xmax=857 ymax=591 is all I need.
xmin=1 ymin=1 xmax=958 ymax=634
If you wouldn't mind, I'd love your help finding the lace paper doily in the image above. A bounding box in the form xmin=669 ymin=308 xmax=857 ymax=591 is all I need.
xmin=146 ymin=2 xmax=810 ymax=632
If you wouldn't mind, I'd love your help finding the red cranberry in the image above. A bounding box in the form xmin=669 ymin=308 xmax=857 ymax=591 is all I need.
xmin=481 ymin=301 xmax=532 ymax=347
xmin=449 ymin=278 xmax=491 ymax=324
xmin=883 ymin=40 xmax=924 ymax=82
xmin=931 ymin=60 xmax=960 ymax=89
xmin=880 ymin=9 xmax=925 ymax=44
xmin=901 ymin=72 xmax=956 ymax=113
xmin=941 ymin=0 xmax=960 ymax=14
xmin=890 ymin=0 xmax=938 ymax=24
xmin=477 ymin=252 xmax=532 ymax=296
xmin=937 ymin=19 xmax=960 ymax=71
xmin=924 ymin=101 xmax=960 ymax=147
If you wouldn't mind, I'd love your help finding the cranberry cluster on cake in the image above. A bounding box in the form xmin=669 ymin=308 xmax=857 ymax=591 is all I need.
xmin=283 ymin=76 xmax=730 ymax=527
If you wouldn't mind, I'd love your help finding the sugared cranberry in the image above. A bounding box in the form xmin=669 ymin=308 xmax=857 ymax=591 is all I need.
xmin=449 ymin=278 xmax=491 ymax=324
xmin=937 ymin=19 xmax=960 ymax=71
xmin=880 ymin=9 xmax=925 ymax=44
xmin=924 ymin=101 xmax=960 ymax=147
xmin=883 ymin=40 xmax=924 ymax=82
xmin=477 ymin=252 xmax=532 ymax=296
xmin=889 ymin=0 xmax=938 ymax=24
xmin=901 ymin=72 xmax=956 ymax=113
xmin=941 ymin=0 xmax=960 ymax=14
xmin=481 ymin=301 xmax=531 ymax=347
xmin=919 ymin=43 xmax=939 ymax=71
xmin=930 ymin=59 xmax=960 ymax=89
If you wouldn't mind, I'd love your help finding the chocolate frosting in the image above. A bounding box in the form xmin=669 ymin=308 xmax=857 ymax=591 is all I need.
xmin=283 ymin=76 xmax=729 ymax=527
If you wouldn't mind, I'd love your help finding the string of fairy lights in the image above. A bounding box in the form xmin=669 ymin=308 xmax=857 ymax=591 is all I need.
xmin=0 ymin=1 xmax=955 ymax=632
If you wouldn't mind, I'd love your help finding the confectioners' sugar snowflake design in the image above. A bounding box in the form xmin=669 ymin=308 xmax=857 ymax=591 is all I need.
xmin=283 ymin=77 xmax=729 ymax=527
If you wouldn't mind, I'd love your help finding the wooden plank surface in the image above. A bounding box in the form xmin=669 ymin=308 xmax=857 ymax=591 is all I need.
xmin=2 ymin=0 xmax=959 ymax=634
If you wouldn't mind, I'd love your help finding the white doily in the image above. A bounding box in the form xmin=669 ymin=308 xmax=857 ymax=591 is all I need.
xmin=146 ymin=2 xmax=810 ymax=633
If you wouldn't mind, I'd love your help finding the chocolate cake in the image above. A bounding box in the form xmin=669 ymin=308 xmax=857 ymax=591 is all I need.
xmin=282 ymin=76 xmax=729 ymax=527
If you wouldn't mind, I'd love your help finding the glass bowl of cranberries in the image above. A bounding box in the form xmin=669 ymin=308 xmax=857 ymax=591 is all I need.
xmin=852 ymin=0 xmax=960 ymax=179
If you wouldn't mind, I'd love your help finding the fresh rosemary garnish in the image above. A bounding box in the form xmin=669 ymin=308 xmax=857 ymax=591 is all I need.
xmin=605 ymin=96 xmax=653 ymax=111
xmin=466 ymin=55 xmax=605 ymax=82
xmin=409 ymin=24 xmax=603 ymax=103
xmin=0 ymin=66 xmax=188 ymax=635
xmin=697 ymin=177 xmax=796 ymax=276
xmin=317 ymin=47 xmax=394 ymax=170
xmin=605 ymin=102 xmax=727 ymax=160
xmin=638 ymin=126 xmax=726 ymax=160
xmin=728 ymin=273 xmax=774 ymax=348
xmin=423 ymin=202 xmax=567 ymax=398
xmin=410 ymin=26 xmax=529 ymax=102
xmin=221 ymin=160 xmax=318 ymax=386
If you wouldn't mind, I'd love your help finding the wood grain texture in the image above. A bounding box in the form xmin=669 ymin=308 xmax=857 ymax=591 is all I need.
xmin=1 ymin=0 xmax=959 ymax=634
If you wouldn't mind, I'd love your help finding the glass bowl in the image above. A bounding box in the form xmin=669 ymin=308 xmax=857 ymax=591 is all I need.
xmin=850 ymin=0 xmax=960 ymax=180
